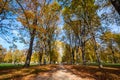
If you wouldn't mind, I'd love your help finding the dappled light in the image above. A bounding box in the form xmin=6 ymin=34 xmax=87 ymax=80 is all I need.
xmin=0 ymin=65 xmax=120 ymax=80
xmin=0 ymin=0 xmax=120 ymax=80
xmin=0 ymin=65 xmax=54 ymax=80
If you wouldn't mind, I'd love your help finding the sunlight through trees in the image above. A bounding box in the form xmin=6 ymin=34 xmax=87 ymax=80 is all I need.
xmin=0 ymin=0 xmax=120 ymax=68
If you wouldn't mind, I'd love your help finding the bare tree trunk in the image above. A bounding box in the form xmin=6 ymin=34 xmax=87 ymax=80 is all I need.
xmin=47 ymin=39 xmax=52 ymax=64
xmin=81 ymin=25 xmax=86 ymax=65
xmin=71 ymin=49 xmax=74 ymax=64
xmin=42 ymin=46 xmax=46 ymax=65
xmin=24 ymin=29 xmax=36 ymax=67
xmin=110 ymin=39 xmax=117 ymax=63
xmin=92 ymin=34 xmax=102 ymax=68
xmin=111 ymin=49 xmax=117 ymax=63
xmin=81 ymin=41 xmax=86 ymax=65
xmin=39 ymin=51 xmax=43 ymax=65
xmin=69 ymin=46 xmax=73 ymax=64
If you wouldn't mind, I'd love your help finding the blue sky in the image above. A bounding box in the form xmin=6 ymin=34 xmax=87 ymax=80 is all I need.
xmin=0 ymin=17 xmax=64 ymax=50
xmin=0 ymin=1 xmax=120 ymax=50
xmin=97 ymin=3 xmax=120 ymax=33
xmin=0 ymin=19 xmax=120 ymax=51
xmin=0 ymin=28 xmax=28 ymax=50
xmin=0 ymin=37 xmax=25 ymax=50
xmin=0 ymin=17 xmax=29 ymax=50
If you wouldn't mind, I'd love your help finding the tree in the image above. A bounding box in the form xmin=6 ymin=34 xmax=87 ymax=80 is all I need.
xmin=4 ymin=50 xmax=12 ymax=63
xmin=34 ymin=1 xmax=61 ymax=64
xmin=0 ymin=0 xmax=9 ymax=21
xmin=0 ymin=45 xmax=6 ymax=63
xmin=62 ymin=0 xmax=101 ymax=65
xmin=100 ymin=31 xmax=120 ymax=63
xmin=110 ymin=0 xmax=120 ymax=15
xmin=96 ymin=0 xmax=120 ymax=26
xmin=114 ymin=34 xmax=120 ymax=48
xmin=62 ymin=23 xmax=76 ymax=64
xmin=16 ymin=0 xmax=61 ymax=67
xmin=62 ymin=43 xmax=72 ymax=64
xmin=31 ymin=52 xmax=39 ymax=63
xmin=16 ymin=0 xmax=44 ymax=67
xmin=12 ymin=49 xmax=24 ymax=64
xmin=0 ymin=0 xmax=19 ymax=44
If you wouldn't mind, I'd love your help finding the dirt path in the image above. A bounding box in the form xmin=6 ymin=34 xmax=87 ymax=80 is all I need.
xmin=49 ymin=69 xmax=82 ymax=80
xmin=34 ymin=65 xmax=94 ymax=80
xmin=1 ymin=64 xmax=119 ymax=80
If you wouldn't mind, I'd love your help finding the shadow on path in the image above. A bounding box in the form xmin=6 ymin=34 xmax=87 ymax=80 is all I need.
xmin=1 ymin=64 xmax=119 ymax=80
xmin=34 ymin=64 xmax=94 ymax=80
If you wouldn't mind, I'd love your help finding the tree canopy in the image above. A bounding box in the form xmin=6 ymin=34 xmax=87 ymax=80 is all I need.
xmin=0 ymin=0 xmax=120 ymax=68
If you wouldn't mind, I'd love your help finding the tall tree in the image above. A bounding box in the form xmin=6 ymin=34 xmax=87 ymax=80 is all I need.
xmin=16 ymin=0 xmax=61 ymax=67
xmin=101 ymin=31 xmax=120 ymax=63
xmin=0 ymin=45 xmax=6 ymax=63
xmin=110 ymin=0 xmax=120 ymax=15
xmin=62 ymin=0 xmax=101 ymax=65
xmin=4 ymin=50 xmax=12 ymax=63
xmin=16 ymin=0 xmax=42 ymax=67
xmin=35 ymin=1 xmax=61 ymax=64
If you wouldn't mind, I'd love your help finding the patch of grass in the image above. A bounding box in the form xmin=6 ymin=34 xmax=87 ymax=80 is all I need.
xmin=0 ymin=63 xmax=39 ymax=70
xmin=86 ymin=62 xmax=120 ymax=68
xmin=102 ymin=63 xmax=120 ymax=68
xmin=0 ymin=63 xmax=23 ymax=69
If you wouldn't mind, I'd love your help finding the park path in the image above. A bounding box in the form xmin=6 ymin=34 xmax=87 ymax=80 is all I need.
xmin=33 ymin=64 xmax=94 ymax=80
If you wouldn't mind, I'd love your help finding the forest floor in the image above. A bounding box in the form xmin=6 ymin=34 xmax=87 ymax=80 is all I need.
xmin=0 ymin=64 xmax=120 ymax=80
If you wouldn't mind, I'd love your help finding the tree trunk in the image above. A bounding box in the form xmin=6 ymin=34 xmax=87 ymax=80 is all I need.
xmin=81 ymin=25 xmax=86 ymax=65
xmin=92 ymin=35 xmax=102 ymax=68
xmin=24 ymin=29 xmax=36 ymax=67
xmin=82 ymin=48 xmax=86 ymax=65
xmin=110 ymin=0 xmax=120 ymax=15
xmin=47 ymin=38 xmax=52 ymax=64
xmin=39 ymin=51 xmax=43 ymax=65
xmin=109 ymin=39 xmax=117 ymax=63
xmin=94 ymin=45 xmax=102 ymax=68
xmin=81 ymin=41 xmax=86 ymax=65
xmin=71 ymin=49 xmax=74 ymax=64
xmin=111 ymin=49 xmax=117 ymax=63
xmin=69 ymin=47 xmax=74 ymax=64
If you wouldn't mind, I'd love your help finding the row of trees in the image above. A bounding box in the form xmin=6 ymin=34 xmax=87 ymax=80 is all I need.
xmin=15 ymin=0 xmax=61 ymax=67
xmin=60 ymin=0 xmax=120 ymax=67
xmin=60 ymin=0 xmax=102 ymax=67
xmin=0 ymin=41 xmax=61 ymax=64
xmin=0 ymin=0 xmax=61 ymax=67
xmin=0 ymin=0 xmax=120 ymax=68
xmin=0 ymin=46 xmax=26 ymax=63
xmin=62 ymin=31 xmax=120 ymax=64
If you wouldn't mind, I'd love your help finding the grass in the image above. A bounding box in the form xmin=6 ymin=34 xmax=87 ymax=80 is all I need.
xmin=0 ymin=63 xmax=38 ymax=69
xmin=86 ymin=62 xmax=120 ymax=68
xmin=0 ymin=63 xmax=23 ymax=69
xmin=102 ymin=63 xmax=120 ymax=67
xmin=0 ymin=63 xmax=120 ymax=69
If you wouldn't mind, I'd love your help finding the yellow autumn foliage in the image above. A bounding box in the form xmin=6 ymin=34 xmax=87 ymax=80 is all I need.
xmin=25 ymin=10 xmax=35 ymax=19
xmin=17 ymin=17 xmax=28 ymax=28
xmin=0 ymin=0 xmax=9 ymax=13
